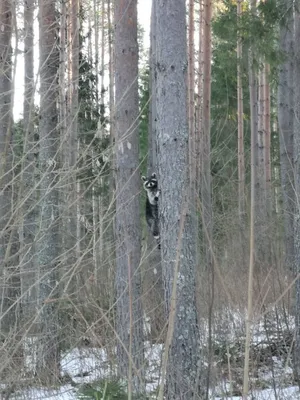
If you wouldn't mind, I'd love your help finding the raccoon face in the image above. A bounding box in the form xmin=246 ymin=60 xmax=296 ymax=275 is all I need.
xmin=142 ymin=173 xmax=159 ymax=205
xmin=142 ymin=173 xmax=158 ymax=191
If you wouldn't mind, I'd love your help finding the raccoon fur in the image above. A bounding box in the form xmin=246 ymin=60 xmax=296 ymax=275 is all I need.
xmin=142 ymin=173 xmax=161 ymax=249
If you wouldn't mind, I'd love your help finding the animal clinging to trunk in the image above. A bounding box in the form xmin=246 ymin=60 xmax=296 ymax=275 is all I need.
xmin=142 ymin=173 xmax=161 ymax=249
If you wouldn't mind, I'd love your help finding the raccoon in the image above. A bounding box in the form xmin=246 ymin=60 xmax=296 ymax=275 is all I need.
xmin=142 ymin=173 xmax=161 ymax=249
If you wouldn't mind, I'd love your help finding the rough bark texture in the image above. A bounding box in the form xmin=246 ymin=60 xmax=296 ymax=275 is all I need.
xmin=114 ymin=0 xmax=144 ymax=391
xmin=21 ymin=0 xmax=36 ymax=327
xmin=156 ymin=0 xmax=200 ymax=398
xmin=0 ymin=0 xmax=19 ymax=338
xmin=202 ymin=0 xmax=214 ymax=394
xmin=264 ymin=64 xmax=271 ymax=200
xmin=188 ymin=0 xmax=196 ymax=190
xmin=243 ymin=8 xmax=257 ymax=395
xmin=201 ymin=0 xmax=213 ymax=269
xmin=66 ymin=0 xmax=79 ymax=288
xmin=37 ymin=0 xmax=60 ymax=382
xmin=237 ymin=0 xmax=245 ymax=220
xmin=144 ymin=0 xmax=165 ymax=343
xmin=293 ymin=5 xmax=300 ymax=383
xmin=278 ymin=10 xmax=295 ymax=272
xmin=256 ymin=69 xmax=267 ymax=266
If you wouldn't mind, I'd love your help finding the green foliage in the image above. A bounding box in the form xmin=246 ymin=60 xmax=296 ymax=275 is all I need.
xmin=77 ymin=379 xmax=150 ymax=400
xmin=77 ymin=12 xmax=111 ymax=200
xmin=77 ymin=379 xmax=128 ymax=400
xmin=213 ymin=0 xmax=282 ymax=68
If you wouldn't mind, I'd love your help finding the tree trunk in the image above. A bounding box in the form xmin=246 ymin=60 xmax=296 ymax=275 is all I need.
xmin=0 ymin=0 xmax=19 ymax=339
xmin=264 ymin=63 xmax=271 ymax=201
xmin=278 ymin=7 xmax=294 ymax=272
xmin=188 ymin=0 xmax=196 ymax=191
xmin=293 ymin=3 xmax=300 ymax=384
xmin=256 ymin=68 xmax=267 ymax=266
xmin=243 ymin=6 xmax=258 ymax=394
xmin=202 ymin=0 xmax=214 ymax=395
xmin=155 ymin=0 xmax=200 ymax=398
xmin=237 ymin=0 xmax=245 ymax=221
xmin=36 ymin=0 xmax=60 ymax=383
xmin=114 ymin=0 xmax=144 ymax=392
xmin=68 ymin=0 xmax=79 ymax=283
xmin=107 ymin=0 xmax=115 ymax=313
xmin=143 ymin=0 xmax=165 ymax=343
xmin=21 ymin=0 xmax=36 ymax=327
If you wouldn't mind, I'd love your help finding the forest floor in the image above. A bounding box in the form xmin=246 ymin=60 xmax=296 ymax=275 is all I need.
xmin=9 ymin=311 xmax=300 ymax=399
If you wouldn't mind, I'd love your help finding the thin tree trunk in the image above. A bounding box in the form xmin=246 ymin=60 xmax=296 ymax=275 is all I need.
xmin=69 ymin=0 xmax=80 ymax=267
xmin=264 ymin=63 xmax=271 ymax=200
xmin=237 ymin=0 xmax=245 ymax=220
xmin=202 ymin=0 xmax=214 ymax=395
xmin=195 ymin=0 xmax=204 ymax=327
xmin=196 ymin=0 xmax=203 ymax=195
xmin=155 ymin=0 xmax=200 ymax=398
xmin=188 ymin=0 xmax=196 ymax=191
xmin=256 ymin=68 xmax=266 ymax=265
xmin=21 ymin=0 xmax=36 ymax=335
xmin=243 ymin=4 xmax=258 ymax=394
xmin=114 ymin=0 xmax=144 ymax=392
xmin=278 ymin=7 xmax=294 ymax=272
xmin=107 ymin=0 xmax=115 ymax=313
xmin=36 ymin=0 xmax=60 ymax=382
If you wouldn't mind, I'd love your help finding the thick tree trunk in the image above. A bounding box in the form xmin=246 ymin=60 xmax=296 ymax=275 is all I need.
xmin=0 ymin=0 xmax=19 ymax=339
xmin=293 ymin=4 xmax=300 ymax=384
xmin=144 ymin=0 xmax=165 ymax=343
xmin=114 ymin=0 xmax=144 ymax=392
xmin=36 ymin=0 xmax=60 ymax=383
xmin=278 ymin=10 xmax=294 ymax=272
xmin=156 ymin=0 xmax=200 ymax=398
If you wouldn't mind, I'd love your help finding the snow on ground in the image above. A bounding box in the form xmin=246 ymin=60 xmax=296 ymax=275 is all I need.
xmin=215 ymin=386 xmax=300 ymax=399
xmin=61 ymin=347 xmax=115 ymax=384
xmin=13 ymin=385 xmax=76 ymax=400
xmin=10 ymin=327 xmax=300 ymax=399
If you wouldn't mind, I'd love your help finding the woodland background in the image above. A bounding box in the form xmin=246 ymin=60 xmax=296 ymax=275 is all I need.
xmin=0 ymin=0 xmax=299 ymax=398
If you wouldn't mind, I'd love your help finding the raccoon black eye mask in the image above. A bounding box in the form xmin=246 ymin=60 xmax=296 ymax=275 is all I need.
xmin=142 ymin=173 xmax=161 ymax=249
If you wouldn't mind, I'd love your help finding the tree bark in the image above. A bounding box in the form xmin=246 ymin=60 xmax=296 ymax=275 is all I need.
xmin=68 ymin=0 xmax=79 ymax=282
xmin=202 ymin=0 xmax=214 ymax=395
xmin=0 ymin=0 xmax=19 ymax=340
xmin=155 ymin=0 xmax=200 ymax=397
xmin=237 ymin=0 xmax=245 ymax=221
xmin=36 ymin=0 xmax=60 ymax=383
xmin=114 ymin=0 xmax=144 ymax=392
xmin=278 ymin=8 xmax=294 ymax=272
xmin=256 ymin=68 xmax=267 ymax=265
xmin=243 ymin=3 xmax=258 ymax=394
xmin=264 ymin=63 xmax=271 ymax=201
xmin=21 ymin=0 xmax=36 ymax=327
xmin=188 ymin=0 xmax=196 ymax=191
xmin=293 ymin=3 xmax=300 ymax=384
xmin=143 ymin=0 xmax=165 ymax=343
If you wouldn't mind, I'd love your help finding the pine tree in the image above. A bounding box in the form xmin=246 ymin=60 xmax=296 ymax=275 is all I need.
xmin=36 ymin=0 xmax=60 ymax=382
xmin=114 ymin=0 xmax=144 ymax=392
xmin=155 ymin=0 xmax=200 ymax=397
